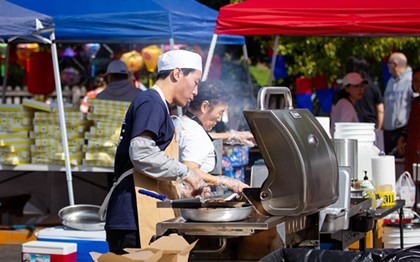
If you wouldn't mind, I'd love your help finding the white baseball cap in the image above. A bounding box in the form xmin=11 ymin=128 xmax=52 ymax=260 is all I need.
xmin=158 ymin=50 xmax=202 ymax=73
xmin=105 ymin=60 xmax=129 ymax=76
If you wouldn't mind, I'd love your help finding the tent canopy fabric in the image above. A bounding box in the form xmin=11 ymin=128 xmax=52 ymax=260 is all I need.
xmin=215 ymin=0 xmax=420 ymax=37
xmin=0 ymin=0 xmax=53 ymax=40
xmin=10 ymin=0 xmax=244 ymax=45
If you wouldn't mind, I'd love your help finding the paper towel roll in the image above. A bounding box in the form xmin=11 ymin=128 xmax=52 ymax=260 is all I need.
xmin=371 ymin=156 xmax=396 ymax=193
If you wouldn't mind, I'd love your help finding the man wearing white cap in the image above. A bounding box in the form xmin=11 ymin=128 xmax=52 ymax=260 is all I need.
xmin=103 ymin=50 xmax=208 ymax=254
xmin=330 ymin=72 xmax=368 ymax=136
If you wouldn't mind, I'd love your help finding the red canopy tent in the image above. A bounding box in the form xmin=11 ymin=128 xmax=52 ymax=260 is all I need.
xmin=215 ymin=0 xmax=420 ymax=36
xmin=203 ymin=0 xmax=420 ymax=81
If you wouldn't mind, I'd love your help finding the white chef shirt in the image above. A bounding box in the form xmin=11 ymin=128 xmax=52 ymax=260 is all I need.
xmin=173 ymin=116 xmax=216 ymax=173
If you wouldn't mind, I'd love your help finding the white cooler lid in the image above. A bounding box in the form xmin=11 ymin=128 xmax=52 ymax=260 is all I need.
xmin=36 ymin=226 xmax=106 ymax=241
xmin=22 ymin=241 xmax=77 ymax=254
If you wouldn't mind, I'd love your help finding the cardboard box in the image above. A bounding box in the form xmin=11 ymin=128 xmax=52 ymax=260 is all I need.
xmin=90 ymin=234 xmax=197 ymax=262
xmin=22 ymin=240 xmax=77 ymax=262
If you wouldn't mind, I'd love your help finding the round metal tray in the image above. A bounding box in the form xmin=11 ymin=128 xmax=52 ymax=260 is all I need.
xmin=58 ymin=204 xmax=105 ymax=231
xmin=180 ymin=205 xmax=252 ymax=222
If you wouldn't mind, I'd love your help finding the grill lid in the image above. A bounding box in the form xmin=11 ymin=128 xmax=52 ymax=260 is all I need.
xmin=243 ymin=87 xmax=339 ymax=216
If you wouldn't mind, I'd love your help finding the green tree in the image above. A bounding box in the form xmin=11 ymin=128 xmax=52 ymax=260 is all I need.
xmin=248 ymin=36 xmax=420 ymax=90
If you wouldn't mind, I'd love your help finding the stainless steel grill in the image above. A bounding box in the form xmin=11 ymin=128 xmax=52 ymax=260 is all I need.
xmin=155 ymin=87 xmax=340 ymax=260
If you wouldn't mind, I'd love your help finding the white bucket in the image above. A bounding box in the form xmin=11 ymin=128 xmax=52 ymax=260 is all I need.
xmin=383 ymin=225 xmax=420 ymax=248
xmin=335 ymin=122 xmax=375 ymax=130
xmin=334 ymin=133 xmax=376 ymax=142
xmin=333 ymin=122 xmax=379 ymax=180
xmin=315 ymin=117 xmax=331 ymax=138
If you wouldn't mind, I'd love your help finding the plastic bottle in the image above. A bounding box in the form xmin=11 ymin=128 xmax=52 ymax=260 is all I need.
xmin=359 ymin=171 xmax=376 ymax=208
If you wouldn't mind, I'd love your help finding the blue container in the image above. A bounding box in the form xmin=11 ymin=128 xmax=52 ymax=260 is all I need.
xmin=37 ymin=238 xmax=109 ymax=262
xmin=37 ymin=227 xmax=109 ymax=262
xmin=223 ymin=165 xmax=245 ymax=183
xmin=223 ymin=145 xmax=249 ymax=167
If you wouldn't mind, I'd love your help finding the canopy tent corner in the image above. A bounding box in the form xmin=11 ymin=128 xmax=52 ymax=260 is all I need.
xmin=1 ymin=0 xmax=75 ymax=206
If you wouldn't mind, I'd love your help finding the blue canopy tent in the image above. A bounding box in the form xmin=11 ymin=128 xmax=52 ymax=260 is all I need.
xmin=11 ymin=0 xmax=246 ymax=116
xmin=1 ymin=0 xmax=76 ymax=206
xmin=0 ymin=0 xmax=52 ymax=39
xmin=10 ymin=0 xmax=244 ymax=45
xmin=4 ymin=0 xmax=245 ymax=206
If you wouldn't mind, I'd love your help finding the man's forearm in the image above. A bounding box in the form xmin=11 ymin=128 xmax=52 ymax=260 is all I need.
xmin=129 ymin=136 xmax=188 ymax=180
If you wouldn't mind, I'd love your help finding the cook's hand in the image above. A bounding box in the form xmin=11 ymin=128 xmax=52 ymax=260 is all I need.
xmin=180 ymin=169 xmax=209 ymax=197
xmin=227 ymin=131 xmax=256 ymax=147
xmin=215 ymin=176 xmax=249 ymax=193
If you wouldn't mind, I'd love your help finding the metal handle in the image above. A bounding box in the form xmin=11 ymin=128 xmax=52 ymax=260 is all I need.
xmin=257 ymin=86 xmax=293 ymax=110
xmin=191 ymin=238 xmax=227 ymax=254
xmin=139 ymin=189 xmax=204 ymax=208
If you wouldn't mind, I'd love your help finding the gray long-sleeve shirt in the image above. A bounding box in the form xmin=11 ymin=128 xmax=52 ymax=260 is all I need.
xmin=383 ymin=67 xmax=413 ymax=130
xmin=129 ymin=136 xmax=188 ymax=180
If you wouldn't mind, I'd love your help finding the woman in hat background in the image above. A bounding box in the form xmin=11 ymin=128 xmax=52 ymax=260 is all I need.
xmin=330 ymin=72 xmax=368 ymax=136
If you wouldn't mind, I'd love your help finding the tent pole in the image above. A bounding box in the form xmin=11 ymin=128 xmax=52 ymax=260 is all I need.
xmin=269 ymin=35 xmax=279 ymax=86
xmin=169 ymin=37 xmax=175 ymax=51
xmin=2 ymin=44 xmax=10 ymax=104
xmin=50 ymin=32 xmax=75 ymax=206
xmin=203 ymin=34 xmax=218 ymax=81
xmin=242 ymin=43 xmax=254 ymax=95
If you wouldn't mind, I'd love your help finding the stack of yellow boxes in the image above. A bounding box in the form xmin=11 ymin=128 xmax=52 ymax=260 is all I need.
xmin=83 ymin=99 xmax=130 ymax=167
xmin=23 ymin=98 xmax=89 ymax=166
xmin=0 ymin=104 xmax=33 ymax=165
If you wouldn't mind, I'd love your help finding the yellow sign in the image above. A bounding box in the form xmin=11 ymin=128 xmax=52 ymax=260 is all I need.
xmin=378 ymin=192 xmax=395 ymax=207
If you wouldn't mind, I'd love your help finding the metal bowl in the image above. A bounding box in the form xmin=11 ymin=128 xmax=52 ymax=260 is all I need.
xmin=180 ymin=205 xmax=252 ymax=222
xmin=58 ymin=204 xmax=105 ymax=231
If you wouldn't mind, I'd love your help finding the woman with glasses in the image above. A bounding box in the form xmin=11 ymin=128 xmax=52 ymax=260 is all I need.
xmin=173 ymin=80 xmax=249 ymax=193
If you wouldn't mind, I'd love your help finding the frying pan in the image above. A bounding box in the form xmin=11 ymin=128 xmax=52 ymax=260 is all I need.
xmin=179 ymin=205 xmax=253 ymax=222
xmin=138 ymin=189 xmax=252 ymax=222
xmin=58 ymin=204 xmax=105 ymax=231
xmin=138 ymin=189 xmax=244 ymax=208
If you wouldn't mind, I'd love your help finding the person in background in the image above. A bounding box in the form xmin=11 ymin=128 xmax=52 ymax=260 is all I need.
xmin=397 ymin=67 xmax=420 ymax=173
xmin=383 ymin=52 xmax=413 ymax=155
xmin=79 ymin=74 xmax=106 ymax=113
xmin=173 ymin=80 xmax=249 ymax=191
xmin=345 ymin=56 xmax=385 ymax=151
xmin=345 ymin=56 xmax=384 ymax=129
xmin=95 ymin=60 xmax=141 ymax=101
xmin=105 ymin=50 xmax=208 ymax=254
xmin=330 ymin=72 xmax=368 ymax=136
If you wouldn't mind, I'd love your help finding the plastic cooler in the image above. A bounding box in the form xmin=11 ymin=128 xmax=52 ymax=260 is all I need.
xmin=22 ymin=241 xmax=77 ymax=262
xmin=36 ymin=226 xmax=109 ymax=262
